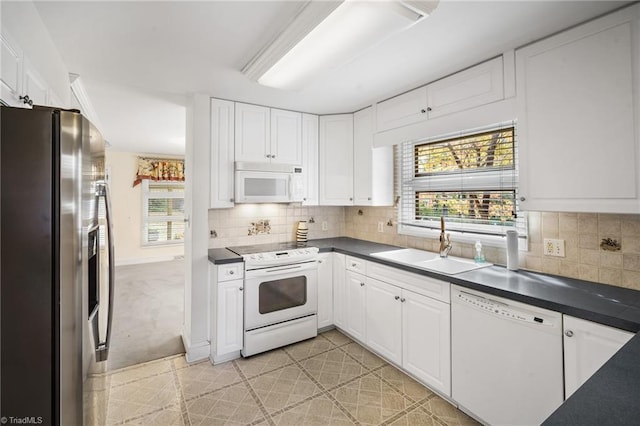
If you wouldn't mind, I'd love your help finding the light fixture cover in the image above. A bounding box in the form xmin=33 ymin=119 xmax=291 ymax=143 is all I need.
xmin=243 ymin=0 xmax=439 ymax=90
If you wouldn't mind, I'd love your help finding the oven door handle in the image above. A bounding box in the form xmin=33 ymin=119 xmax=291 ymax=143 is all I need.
xmin=264 ymin=264 xmax=305 ymax=273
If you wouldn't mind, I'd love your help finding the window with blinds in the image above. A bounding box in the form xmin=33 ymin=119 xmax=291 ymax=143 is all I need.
xmin=142 ymin=181 xmax=185 ymax=246
xmin=399 ymin=123 xmax=526 ymax=242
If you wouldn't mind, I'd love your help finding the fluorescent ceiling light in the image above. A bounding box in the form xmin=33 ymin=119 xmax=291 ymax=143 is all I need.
xmin=243 ymin=0 xmax=438 ymax=90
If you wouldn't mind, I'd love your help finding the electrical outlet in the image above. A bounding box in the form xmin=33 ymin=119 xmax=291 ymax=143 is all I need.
xmin=378 ymin=222 xmax=384 ymax=232
xmin=322 ymin=221 xmax=328 ymax=231
xmin=544 ymin=238 xmax=565 ymax=257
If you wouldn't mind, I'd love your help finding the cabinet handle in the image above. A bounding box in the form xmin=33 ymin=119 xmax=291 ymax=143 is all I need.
xmin=367 ymin=197 xmax=371 ymax=201
xmin=400 ymin=298 xmax=406 ymax=303
xmin=229 ymin=270 xmax=234 ymax=275
xmin=360 ymin=282 xmax=365 ymax=286
xmin=19 ymin=95 xmax=33 ymax=106
xmin=565 ymin=330 xmax=574 ymax=337
xmin=318 ymin=260 xmax=323 ymax=264
xmin=394 ymin=295 xmax=400 ymax=300
xmin=272 ymin=155 xmax=276 ymax=159
xmin=349 ymin=197 xmax=353 ymax=201
xmin=266 ymin=154 xmax=271 ymax=158
xmin=519 ymin=196 xmax=526 ymax=202
xmin=239 ymin=287 xmax=243 ymax=291
xmin=420 ymin=107 xmax=432 ymax=113
xmin=230 ymin=198 xmax=235 ymax=202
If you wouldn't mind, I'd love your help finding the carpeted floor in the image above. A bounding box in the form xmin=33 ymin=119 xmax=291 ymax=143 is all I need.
xmin=108 ymin=259 xmax=185 ymax=371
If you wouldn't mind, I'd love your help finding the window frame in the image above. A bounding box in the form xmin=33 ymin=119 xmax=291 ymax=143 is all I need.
xmin=397 ymin=123 xmax=527 ymax=249
xmin=141 ymin=180 xmax=185 ymax=247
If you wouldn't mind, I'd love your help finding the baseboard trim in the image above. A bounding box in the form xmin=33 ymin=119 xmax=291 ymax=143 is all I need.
xmin=116 ymin=255 xmax=182 ymax=266
xmin=181 ymin=334 xmax=210 ymax=363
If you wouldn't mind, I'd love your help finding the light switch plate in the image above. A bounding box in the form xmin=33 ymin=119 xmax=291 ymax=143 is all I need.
xmin=544 ymin=238 xmax=565 ymax=257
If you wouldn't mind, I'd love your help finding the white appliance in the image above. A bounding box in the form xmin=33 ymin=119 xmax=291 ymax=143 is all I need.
xmin=228 ymin=243 xmax=319 ymax=357
xmin=451 ymin=285 xmax=563 ymax=426
xmin=235 ymin=161 xmax=304 ymax=203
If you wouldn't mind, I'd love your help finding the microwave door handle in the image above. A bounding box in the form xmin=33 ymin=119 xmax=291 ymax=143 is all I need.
xmin=95 ymin=182 xmax=115 ymax=362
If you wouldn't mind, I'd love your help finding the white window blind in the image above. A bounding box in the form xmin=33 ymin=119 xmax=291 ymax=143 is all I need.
xmin=142 ymin=181 xmax=185 ymax=246
xmin=398 ymin=122 xmax=526 ymax=243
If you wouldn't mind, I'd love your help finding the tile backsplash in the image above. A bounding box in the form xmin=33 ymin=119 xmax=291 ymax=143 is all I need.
xmin=208 ymin=204 xmax=345 ymax=248
xmin=209 ymin=203 xmax=640 ymax=292
xmin=344 ymin=207 xmax=640 ymax=292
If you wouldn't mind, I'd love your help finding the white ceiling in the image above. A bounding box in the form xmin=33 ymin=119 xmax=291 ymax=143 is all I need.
xmin=33 ymin=0 xmax=630 ymax=155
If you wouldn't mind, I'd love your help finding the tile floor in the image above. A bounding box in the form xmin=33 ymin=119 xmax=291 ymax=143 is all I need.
xmin=106 ymin=329 xmax=479 ymax=425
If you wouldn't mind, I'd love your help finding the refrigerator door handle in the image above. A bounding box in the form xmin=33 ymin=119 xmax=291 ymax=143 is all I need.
xmin=96 ymin=181 xmax=115 ymax=362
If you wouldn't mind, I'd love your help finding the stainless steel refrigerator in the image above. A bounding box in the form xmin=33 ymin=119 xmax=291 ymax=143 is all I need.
xmin=1 ymin=105 xmax=115 ymax=425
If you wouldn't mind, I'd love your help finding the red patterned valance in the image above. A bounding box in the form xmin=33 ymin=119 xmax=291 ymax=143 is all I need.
xmin=133 ymin=157 xmax=185 ymax=187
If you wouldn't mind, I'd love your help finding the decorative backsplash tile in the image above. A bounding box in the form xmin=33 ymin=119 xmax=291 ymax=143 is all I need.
xmin=248 ymin=219 xmax=271 ymax=235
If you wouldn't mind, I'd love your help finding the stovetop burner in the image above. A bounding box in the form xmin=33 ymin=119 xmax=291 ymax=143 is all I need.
xmin=227 ymin=241 xmax=311 ymax=256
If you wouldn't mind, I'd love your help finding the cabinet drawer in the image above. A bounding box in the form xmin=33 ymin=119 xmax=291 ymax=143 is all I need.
xmin=217 ymin=263 xmax=244 ymax=282
xmin=346 ymin=255 xmax=367 ymax=274
xmin=367 ymin=261 xmax=450 ymax=303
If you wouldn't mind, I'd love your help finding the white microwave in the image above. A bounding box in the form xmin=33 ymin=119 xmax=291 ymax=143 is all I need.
xmin=235 ymin=162 xmax=304 ymax=203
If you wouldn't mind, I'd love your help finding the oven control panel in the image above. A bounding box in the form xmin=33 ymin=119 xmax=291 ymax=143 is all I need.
xmin=243 ymin=247 xmax=319 ymax=268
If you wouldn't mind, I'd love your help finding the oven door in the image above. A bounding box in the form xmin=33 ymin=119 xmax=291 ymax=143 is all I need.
xmin=244 ymin=261 xmax=317 ymax=331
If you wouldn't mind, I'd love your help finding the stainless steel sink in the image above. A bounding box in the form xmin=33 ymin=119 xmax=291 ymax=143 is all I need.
xmin=371 ymin=248 xmax=492 ymax=275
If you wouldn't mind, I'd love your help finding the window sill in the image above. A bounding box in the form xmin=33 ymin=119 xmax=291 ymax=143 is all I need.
xmin=398 ymin=224 xmax=527 ymax=251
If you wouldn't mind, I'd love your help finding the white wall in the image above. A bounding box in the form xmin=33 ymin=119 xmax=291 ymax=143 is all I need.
xmin=1 ymin=1 xmax=70 ymax=105
xmin=183 ymin=94 xmax=211 ymax=362
xmin=105 ymin=150 xmax=184 ymax=265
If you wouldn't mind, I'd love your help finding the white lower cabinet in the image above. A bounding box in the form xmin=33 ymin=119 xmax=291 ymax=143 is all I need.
xmin=335 ymin=257 xmax=451 ymax=397
xmin=365 ymin=277 xmax=402 ymax=365
xmin=333 ymin=253 xmax=346 ymax=329
xmin=345 ymin=270 xmax=367 ymax=341
xmin=317 ymin=253 xmax=333 ymax=329
xmin=210 ymin=263 xmax=244 ymax=364
xmin=402 ymin=290 xmax=450 ymax=395
xmin=563 ymin=315 xmax=633 ymax=398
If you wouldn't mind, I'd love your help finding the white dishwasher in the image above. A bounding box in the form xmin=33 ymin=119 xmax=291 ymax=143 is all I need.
xmin=451 ymin=285 xmax=563 ymax=426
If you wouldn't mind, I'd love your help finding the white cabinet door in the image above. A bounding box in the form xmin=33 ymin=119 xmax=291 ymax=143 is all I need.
xmin=353 ymin=107 xmax=373 ymax=205
xmin=376 ymin=86 xmax=428 ymax=132
xmin=1 ymin=33 xmax=22 ymax=107
xmin=427 ymin=57 xmax=503 ymax=119
xmin=317 ymin=253 xmax=333 ymax=330
xmin=353 ymin=107 xmax=394 ymax=206
xmin=302 ymin=113 xmax=319 ymax=205
xmin=402 ymin=289 xmax=451 ymax=396
xmin=22 ymin=57 xmax=47 ymax=107
xmin=345 ymin=269 xmax=366 ymax=341
xmin=333 ymin=253 xmax=346 ymax=329
xmin=216 ymin=279 xmax=244 ymax=355
xmin=365 ymin=277 xmax=402 ymax=365
xmin=210 ymin=98 xmax=235 ymax=208
xmin=235 ymin=102 xmax=270 ymax=163
xmin=563 ymin=315 xmax=633 ymax=398
xmin=271 ymin=108 xmax=302 ymax=165
xmin=319 ymin=114 xmax=354 ymax=205
xmin=516 ymin=6 xmax=640 ymax=213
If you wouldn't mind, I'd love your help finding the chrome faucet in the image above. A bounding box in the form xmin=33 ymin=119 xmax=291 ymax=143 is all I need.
xmin=439 ymin=216 xmax=452 ymax=258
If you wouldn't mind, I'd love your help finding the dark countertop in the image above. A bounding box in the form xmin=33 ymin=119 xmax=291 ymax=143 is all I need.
xmin=208 ymin=236 xmax=640 ymax=423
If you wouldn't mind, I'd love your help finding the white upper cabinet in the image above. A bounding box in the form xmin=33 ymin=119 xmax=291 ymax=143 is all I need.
xmin=516 ymin=4 xmax=640 ymax=213
xmin=302 ymin=113 xmax=319 ymax=205
xmin=427 ymin=56 xmax=503 ymax=119
xmin=235 ymin=103 xmax=303 ymax=165
xmin=319 ymin=114 xmax=354 ymax=205
xmin=1 ymin=33 xmax=22 ymax=107
xmin=353 ymin=107 xmax=393 ymax=206
xmin=376 ymin=57 xmax=505 ymax=133
xmin=235 ymin=102 xmax=271 ymax=163
xmin=271 ymin=108 xmax=302 ymax=165
xmin=376 ymin=86 xmax=428 ymax=133
xmin=22 ymin=57 xmax=48 ymax=107
xmin=563 ymin=315 xmax=633 ymax=399
xmin=210 ymin=98 xmax=235 ymax=208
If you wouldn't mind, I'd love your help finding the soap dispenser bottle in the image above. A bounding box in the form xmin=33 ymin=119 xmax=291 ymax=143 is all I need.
xmin=474 ymin=241 xmax=485 ymax=263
